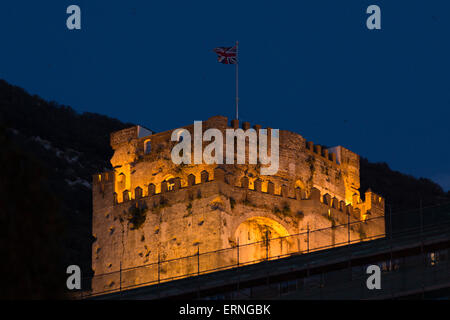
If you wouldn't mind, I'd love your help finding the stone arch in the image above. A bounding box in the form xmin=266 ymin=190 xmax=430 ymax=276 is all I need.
xmin=144 ymin=139 xmax=151 ymax=154
xmin=295 ymin=179 xmax=305 ymax=190
xmin=234 ymin=215 xmax=297 ymax=265
xmin=294 ymin=179 xmax=307 ymax=199
xmin=162 ymin=174 xmax=175 ymax=191
xmin=162 ymin=174 xmax=175 ymax=181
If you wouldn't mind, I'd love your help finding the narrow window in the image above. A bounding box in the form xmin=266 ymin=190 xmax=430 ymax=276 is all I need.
xmin=144 ymin=139 xmax=151 ymax=154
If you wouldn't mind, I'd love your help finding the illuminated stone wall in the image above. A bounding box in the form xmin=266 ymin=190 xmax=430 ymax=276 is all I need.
xmin=91 ymin=116 xmax=385 ymax=293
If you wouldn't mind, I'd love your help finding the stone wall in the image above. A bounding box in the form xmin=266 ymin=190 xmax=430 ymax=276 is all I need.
xmin=90 ymin=115 xmax=385 ymax=293
xmin=91 ymin=171 xmax=384 ymax=293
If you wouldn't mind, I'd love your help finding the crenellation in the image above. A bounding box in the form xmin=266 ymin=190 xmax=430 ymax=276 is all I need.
xmin=200 ymin=170 xmax=209 ymax=183
xmin=242 ymin=121 xmax=250 ymax=130
xmin=310 ymin=187 xmax=321 ymax=201
xmin=135 ymin=186 xmax=143 ymax=199
xmin=267 ymin=181 xmax=275 ymax=195
xmin=332 ymin=197 xmax=339 ymax=209
xmin=314 ymin=144 xmax=322 ymax=155
xmin=241 ymin=176 xmax=249 ymax=189
xmin=254 ymin=178 xmax=262 ymax=192
xmin=123 ymin=189 xmax=130 ymax=202
xmin=148 ymin=183 xmax=155 ymax=196
xmin=323 ymin=193 xmax=332 ymax=206
xmin=161 ymin=181 xmax=168 ymax=193
xmin=173 ymin=177 xmax=181 ymax=190
xmin=339 ymin=200 xmax=346 ymax=211
xmin=281 ymin=184 xmax=289 ymax=198
xmin=187 ymin=174 xmax=196 ymax=186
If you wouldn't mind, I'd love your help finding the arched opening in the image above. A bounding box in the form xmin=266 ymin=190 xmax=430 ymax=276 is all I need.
xmin=295 ymin=179 xmax=305 ymax=190
xmin=162 ymin=174 xmax=175 ymax=191
xmin=144 ymin=139 xmax=151 ymax=154
xmin=235 ymin=217 xmax=295 ymax=265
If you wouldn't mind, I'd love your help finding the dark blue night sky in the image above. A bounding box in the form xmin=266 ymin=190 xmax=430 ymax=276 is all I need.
xmin=1 ymin=0 xmax=449 ymax=190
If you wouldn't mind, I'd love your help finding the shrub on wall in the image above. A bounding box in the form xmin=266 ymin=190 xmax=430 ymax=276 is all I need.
xmin=128 ymin=205 xmax=148 ymax=230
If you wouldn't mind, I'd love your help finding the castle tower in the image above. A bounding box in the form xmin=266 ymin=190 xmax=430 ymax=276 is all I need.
xmin=90 ymin=115 xmax=385 ymax=293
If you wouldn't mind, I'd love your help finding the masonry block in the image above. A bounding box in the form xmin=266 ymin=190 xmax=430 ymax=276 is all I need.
xmin=267 ymin=181 xmax=275 ymax=195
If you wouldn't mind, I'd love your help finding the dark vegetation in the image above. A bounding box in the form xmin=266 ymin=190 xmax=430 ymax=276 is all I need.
xmin=0 ymin=79 xmax=449 ymax=297
xmin=0 ymin=80 xmax=132 ymax=298
xmin=0 ymin=125 xmax=65 ymax=298
xmin=360 ymin=157 xmax=450 ymax=211
xmin=127 ymin=205 xmax=148 ymax=230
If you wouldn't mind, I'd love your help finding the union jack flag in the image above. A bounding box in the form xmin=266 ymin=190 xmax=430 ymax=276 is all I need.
xmin=213 ymin=46 xmax=237 ymax=64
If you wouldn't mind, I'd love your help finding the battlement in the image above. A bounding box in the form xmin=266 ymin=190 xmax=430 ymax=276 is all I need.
xmin=97 ymin=115 xmax=370 ymax=213
xmin=110 ymin=125 xmax=153 ymax=149
xmin=96 ymin=165 xmax=383 ymax=222
xmin=305 ymin=141 xmax=338 ymax=165
xmin=108 ymin=116 xmax=358 ymax=178
xmin=93 ymin=171 xmax=114 ymax=185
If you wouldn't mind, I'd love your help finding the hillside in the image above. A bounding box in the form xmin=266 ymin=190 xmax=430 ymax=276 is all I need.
xmin=1 ymin=79 xmax=449 ymax=297
xmin=360 ymin=157 xmax=450 ymax=212
xmin=0 ymin=80 xmax=133 ymax=297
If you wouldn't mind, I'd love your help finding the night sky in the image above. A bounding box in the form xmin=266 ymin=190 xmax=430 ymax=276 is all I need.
xmin=0 ymin=0 xmax=449 ymax=190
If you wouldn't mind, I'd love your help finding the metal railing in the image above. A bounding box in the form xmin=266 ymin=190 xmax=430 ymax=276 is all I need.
xmin=78 ymin=202 xmax=450 ymax=299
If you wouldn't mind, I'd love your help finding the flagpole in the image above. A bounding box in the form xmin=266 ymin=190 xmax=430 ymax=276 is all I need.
xmin=235 ymin=40 xmax=239 ymax=120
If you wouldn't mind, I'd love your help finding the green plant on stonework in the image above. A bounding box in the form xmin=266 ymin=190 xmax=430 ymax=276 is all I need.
xmin=229 ymin=197 xmax=236 ymax=209
xmin=128 ymin=205 xmax=148 ymax=230
xmin=281 ymin=202 xmax=291 ymax=214
xmin=183 ymin=202 xmax=193 ymax=218
xmin=242 ymin=196 xmax=252 ymax=206
xmin=358 ymin=225 xmax=367 ymax=240
xmin=159 ymin=196 xmax=168 ymax=206
xmin=152 ymin=196 xmax=169 ymax=214
xmin=273 ymin=206 xmax=281 ymax=214
xmin=306 ymin=155 xmax=314 ymax=170
xmin=210 ymin=199 xmax=224 ymax=211
xmin=306 ymin=155 xmax=315 ymax=187
xmin=173 ymin=162 xmax=187 ymax=173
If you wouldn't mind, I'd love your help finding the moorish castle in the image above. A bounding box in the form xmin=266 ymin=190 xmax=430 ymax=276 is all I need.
xmin=91 ymin=116 xmax=385 ymax=293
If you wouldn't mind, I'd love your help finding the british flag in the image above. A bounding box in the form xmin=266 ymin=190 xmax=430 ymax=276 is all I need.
xmin=213 ymin=46 xmax=237 ymax=64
